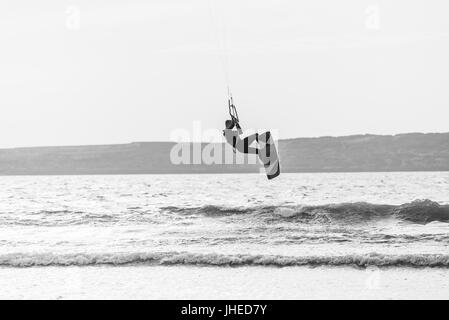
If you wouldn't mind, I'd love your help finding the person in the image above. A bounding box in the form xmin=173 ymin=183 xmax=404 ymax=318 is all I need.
xmin=223 ymin=118 xmax=271 ymax=156
xmin=223 ymin=99 xmax=281 ymax=180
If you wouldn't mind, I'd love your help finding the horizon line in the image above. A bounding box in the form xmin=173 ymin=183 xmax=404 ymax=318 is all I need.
xmin=1 ymin=131 xmax=447 ymax=151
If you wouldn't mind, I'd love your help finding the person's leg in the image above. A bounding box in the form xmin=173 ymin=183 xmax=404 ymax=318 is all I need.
xmin=258 ymin=131 xmax=272 ymax=144
xmin=235 ymin=132 xmax=273 ymax=155
xmin=257 ymin=131 xmax=274 ymax=164
xmin=243 ymin=132 xmax=259 ymax=146
xmin=235 ymin=136 xmax=259 ymax=155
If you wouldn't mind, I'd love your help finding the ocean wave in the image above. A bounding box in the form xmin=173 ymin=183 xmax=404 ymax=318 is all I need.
xmin=1 ymin=200 xmax=448 ymax=227
xmin=160 ymin=200 xmax=449 ymax=224
xmin=160 ymin=205 xmax=269 ymax=217
xmin=0 ymin=211 xmax=121 ymax=227
xmin=1 ymin=252 xmax=449 ymax=268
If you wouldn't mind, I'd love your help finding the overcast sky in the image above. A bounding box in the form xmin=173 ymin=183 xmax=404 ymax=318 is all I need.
xmin=0 ymin=0 xmax=448 ymax=148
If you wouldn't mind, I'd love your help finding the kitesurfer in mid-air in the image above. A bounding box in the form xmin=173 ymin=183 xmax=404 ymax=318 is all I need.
xmin=223 ymin=97 xmax=267 ymax=155
xmin=223 ymin=118 xmax=255 ymax=155
xmin=223 ymin=118 xmax=273 ymax=156
xmin=222 ymin=98 xmax=280 ymax=180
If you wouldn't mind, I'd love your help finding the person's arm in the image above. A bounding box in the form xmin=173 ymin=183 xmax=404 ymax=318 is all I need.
xmin=235 ymin=120 xmax=243 ymax=135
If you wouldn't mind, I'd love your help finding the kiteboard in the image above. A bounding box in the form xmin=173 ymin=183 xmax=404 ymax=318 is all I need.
xmin=258 ymin=132 xmax=281 ymax=180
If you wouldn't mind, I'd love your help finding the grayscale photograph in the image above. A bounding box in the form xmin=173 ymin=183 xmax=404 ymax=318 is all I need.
xmin=0 ymin=0 xmax=448 ymax=303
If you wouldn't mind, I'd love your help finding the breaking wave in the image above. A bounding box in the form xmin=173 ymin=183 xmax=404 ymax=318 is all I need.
xmin=161 ymin=199 xmax=449 ymax=224
xmin=1 ymin=252 xmax=449 ymax=268
xmin=2 ymin=200 xmax=448 ymax=227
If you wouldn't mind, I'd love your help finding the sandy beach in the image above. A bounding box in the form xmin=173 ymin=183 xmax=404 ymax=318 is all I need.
xmin=1 ymin=266 xmax=448 ymax=300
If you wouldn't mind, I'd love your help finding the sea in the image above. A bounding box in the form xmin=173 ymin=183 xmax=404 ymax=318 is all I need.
xmin=0 ymin=172 xmax=449 ymax=299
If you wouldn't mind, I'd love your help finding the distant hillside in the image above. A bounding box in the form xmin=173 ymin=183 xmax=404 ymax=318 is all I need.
xmin=278 ymin=133 xmax=449 ymax=172
xmin=0 ymin=133 xmax=448 ymax=175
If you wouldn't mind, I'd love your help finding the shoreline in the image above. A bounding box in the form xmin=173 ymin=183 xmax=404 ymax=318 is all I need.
xmin=1 ymin=266 xmax=448 ymax=300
